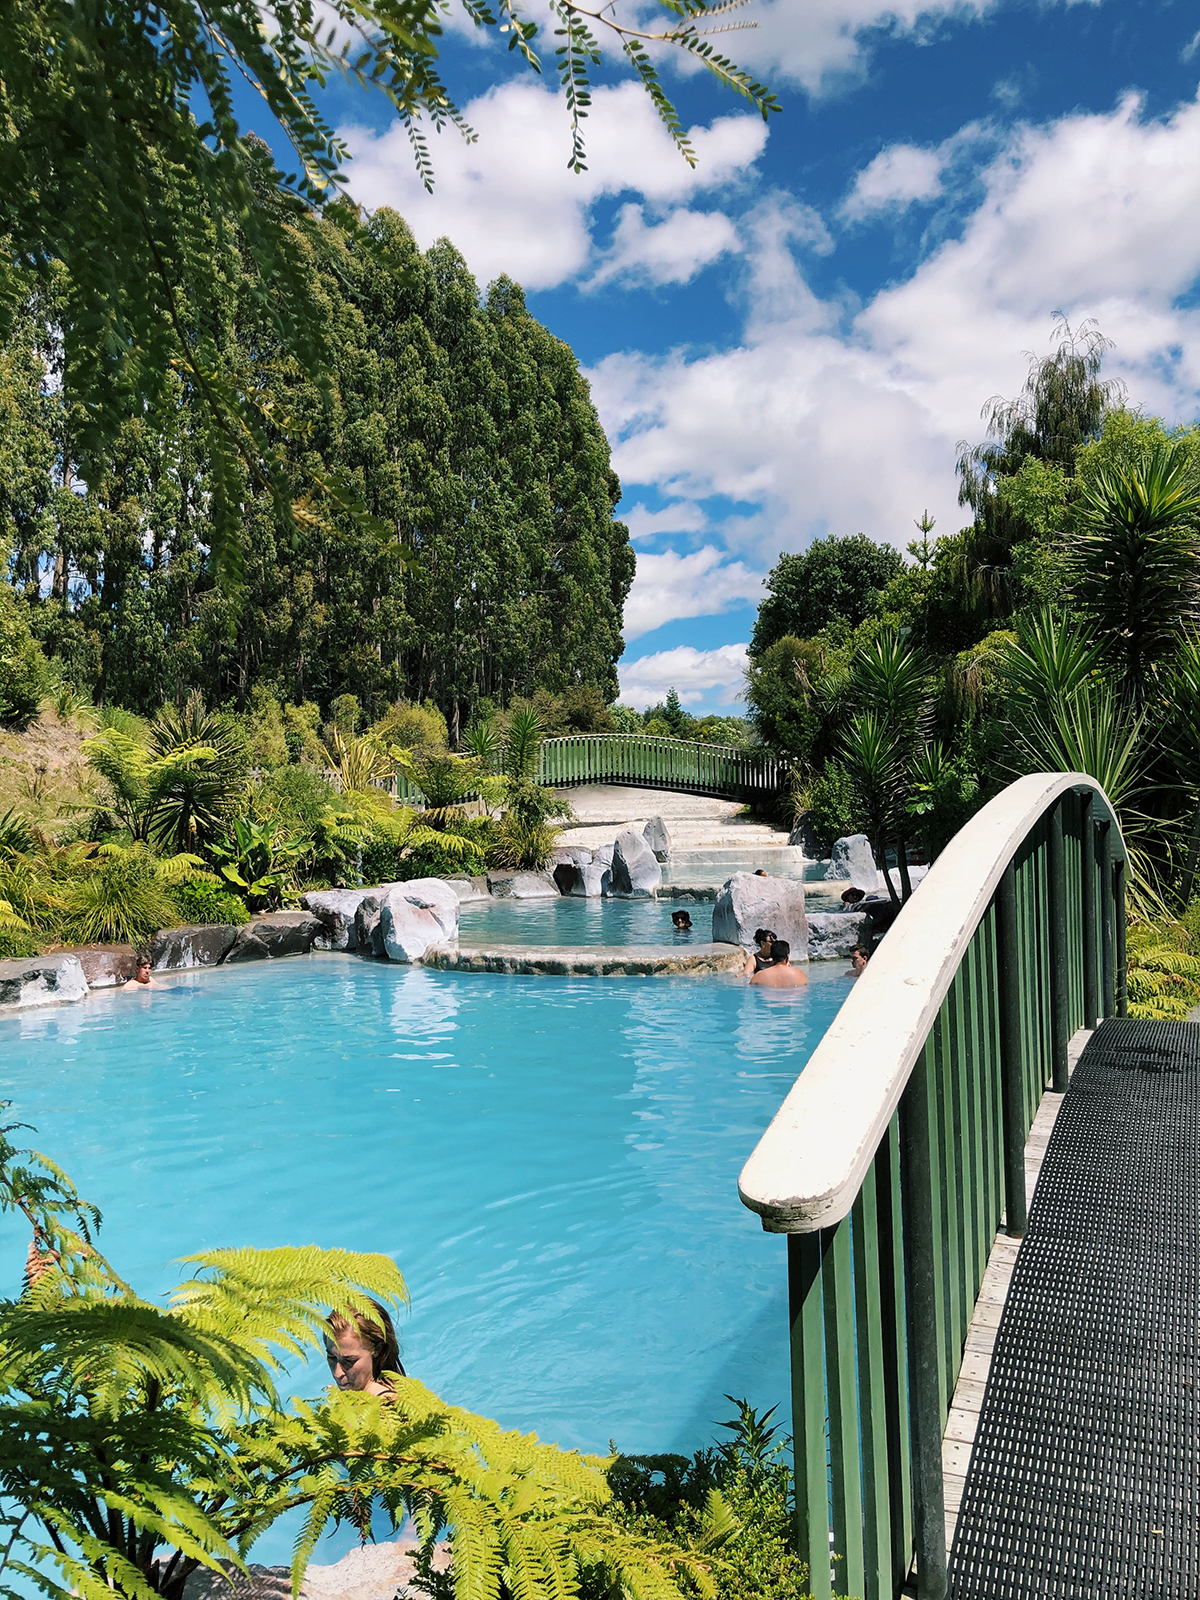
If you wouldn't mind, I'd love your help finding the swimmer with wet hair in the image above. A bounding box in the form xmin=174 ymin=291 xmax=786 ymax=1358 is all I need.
xmin=326 ymin=1299 xmax=406 ymax=1395
xmin=749 ymin=940 xmax=808 ymax=988
xmin=744 ymin=928 xmax=777 ymax=978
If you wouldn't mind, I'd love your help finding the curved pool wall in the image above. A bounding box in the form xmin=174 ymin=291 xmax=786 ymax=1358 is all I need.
xmin=1 ymin=954 xmax=850 ymax=1563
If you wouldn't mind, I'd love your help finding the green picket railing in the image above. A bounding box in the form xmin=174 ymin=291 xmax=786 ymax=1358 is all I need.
xmin=536 ymin=734 xmax=789 ymax=801
xmin=737 ymin=774 xmax=1128 ymax=1600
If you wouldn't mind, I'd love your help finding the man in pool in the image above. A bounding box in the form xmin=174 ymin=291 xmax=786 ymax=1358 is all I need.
xmin=749 ymin=940 xmax=808 ymax=988
xmin=121 ymin=956 xmax=156 ymax=990
xmin=671 ymin=910 xmax=693 ymax=933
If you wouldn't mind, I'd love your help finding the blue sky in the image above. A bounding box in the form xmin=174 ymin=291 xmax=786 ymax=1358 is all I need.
xmin=252 ymin=0 xmax=1200 ymax=712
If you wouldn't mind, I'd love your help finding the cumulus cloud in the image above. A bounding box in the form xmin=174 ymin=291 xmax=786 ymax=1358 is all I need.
xmin=840 ymin=143 xmax=945 ymax=220
xmin=589 ymin=204 xmax=741 ymax=288
xmin=618 ymin=644 xmax=750 ymax=709
xmin=340 ymin=82 xmax=766 ymax=290
xmin=621 ymin=502 xmax=709 ymax=543
xmin=623 ymin=547 xmax=764 ymax=639
xmin=592 ymin=90 xmax=1200 ymax=574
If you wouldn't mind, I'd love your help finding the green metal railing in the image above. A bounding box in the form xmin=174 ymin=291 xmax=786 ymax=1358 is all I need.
xmin=536 ymin=734 xmax=788 ymax=800
xmin=737 ymin=776 xmax=1128 ymax=1600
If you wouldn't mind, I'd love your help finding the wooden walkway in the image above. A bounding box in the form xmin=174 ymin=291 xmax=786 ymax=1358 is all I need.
xmin=945 ymin=1019 xmax=1200 ymax=1598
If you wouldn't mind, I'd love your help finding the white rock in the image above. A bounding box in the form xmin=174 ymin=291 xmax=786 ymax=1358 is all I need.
xmin=559 ymin=860 xmax=610 ymax=897
xmin=883 ymin=863 xmax=931 ymax=897
xmin=396 ymin=877 xmax=461 ymax=937
xmin=806 ymin=911 xmax=869 ymax=961
xmin=0 ymin=954 xmax=89 ymax=1009
xmin=642 ymin=816 xmax=671 ymax=862
xmin=487 ymin=871 xmax=560 ymax=899
xmin=595 ymin=843 xmax=615 ymax=867
xmin=609 ymin=828 xmax=662 ymax=897
xmin=303 ymin=886 xmax=400 ymax=951
xmin=378 ymin=889 xmax=448 ymax=963
xmin=712 ymin=873 xmax=808 ymax=955
xmin=824 ymin=835 xmax=880 ymax=891
xmin=445 ymin=876 xmax=491 ymax=902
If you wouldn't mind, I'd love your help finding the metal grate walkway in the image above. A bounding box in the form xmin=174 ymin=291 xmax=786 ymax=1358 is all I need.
xmin=948 ymin=1019 xmax=1200 ymax=1599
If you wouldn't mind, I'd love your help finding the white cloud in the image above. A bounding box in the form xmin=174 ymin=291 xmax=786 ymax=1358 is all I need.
xmin=621 ymin=502 xmax=709 ymax=543
xmin=340 ymin=82 xmax=766 ymax=290
xmin=589 ymin=204 xmax=741 ymax=288
xmin=623 ymin=547 xmax=763 ymax=639
xmin=591 ymin=91 xmax=1200 ymax=572
xmin=840 ymin=144 xmax=945 ymax=220
xmin=618 ymin=644 xmax=750 ymax=709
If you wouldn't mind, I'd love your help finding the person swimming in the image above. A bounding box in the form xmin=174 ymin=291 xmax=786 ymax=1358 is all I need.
xmin=744 ymin=928 xmax=777 ymax=978
xmin=120 ymin=956 xmax=155 ymax=990
xmin=671 ymin=910 xmax=693 ymax=932
xmin=749 ymin=940 xmax=808 ymax=988
xmin=326 ymin=1299 xmax=406 ymax=1395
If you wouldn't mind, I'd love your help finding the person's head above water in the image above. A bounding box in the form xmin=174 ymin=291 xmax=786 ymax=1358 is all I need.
xmin=850 ymin=945 xmax=870 ymax=976
xmin=326 ymin=1299 xmax=404 ymax=1393
xmin=671 ymin=910 xmax=693 ymax=929
xmin=753 ymin=928 xmax=777 ymax=952
xmin=771 ymin=940 xmax=791 ymax=964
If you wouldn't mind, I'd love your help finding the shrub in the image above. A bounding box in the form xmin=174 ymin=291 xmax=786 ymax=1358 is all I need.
xmin=59 ymin=844 xmax=180 ymax=944
xmin=0 ymin=580 xmax=47 ymax=729
xmin=801 ymin=761 xmax=869 ymax=847
xmin=372 ymin=698 xmax=448 ymax=753
xmin=608 ymin=1398 xmax=820 ymax=1600
xmin=0 ymin=926 xmax=39 ymax=959
xmin=257 ymin=764 xmax=340 ymax=833
xmin=171 ymin=879 xmax=249 ymax=926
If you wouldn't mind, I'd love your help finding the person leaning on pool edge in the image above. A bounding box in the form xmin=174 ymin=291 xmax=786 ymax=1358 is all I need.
xmin=744 ymin=928 xmax=778 ymax=978
xmin=749 ymin=940 xmax=808 ymax=988
xmin=326 ymin=1299 xmax=406 ymax=1395
xmin=120 ymin=956 xmax=156 ymax=990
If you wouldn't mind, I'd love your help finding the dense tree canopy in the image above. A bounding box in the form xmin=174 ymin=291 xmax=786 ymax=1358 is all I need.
xmin=0 ymin=0 xmax=777 ymax=576
xmin=0 ymin=196 xmax=633 ymax=731
xmin=749 ymin=533 xmax=905 ymax=656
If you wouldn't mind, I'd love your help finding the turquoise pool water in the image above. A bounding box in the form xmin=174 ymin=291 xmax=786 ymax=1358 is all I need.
xmin=457 ymin=893 xmax=717 ymax=944
xmin=1 ymin=956 xmax=848 ymax=1561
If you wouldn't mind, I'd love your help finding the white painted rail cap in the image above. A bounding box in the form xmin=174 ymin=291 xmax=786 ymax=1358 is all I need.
xmin=737 ymin=773 xmax=1124 ymax=1234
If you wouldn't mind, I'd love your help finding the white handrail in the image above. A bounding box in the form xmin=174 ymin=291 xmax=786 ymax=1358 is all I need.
xmin=737 ymin=772 xmax=1125 ymax=1235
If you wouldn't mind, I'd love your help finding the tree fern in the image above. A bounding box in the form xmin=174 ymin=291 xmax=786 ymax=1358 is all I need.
xmin=0 ymin=1113 xmax=714 ymax=1600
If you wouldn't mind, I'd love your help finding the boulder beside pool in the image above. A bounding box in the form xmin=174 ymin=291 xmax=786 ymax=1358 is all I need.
xmin=223 ymin=911 xmax=323 ymax=963
xmin=487 ymin=870 xmax=560 ymax=899
xmin=151 ymin=922 xmax=239 ymax=970
xmin=69 ymin=942 xmax=137 ymax=987
xmin=806 ymin=911 xmax=869 ymax=961
xmin=642 ymin=816 xmax=672 ymax=863
xmin=446 ymin=875 xmax=491 ymax=902
xmin=609 ymin=828 xmax=662 ymax=897
xmin=378 ymin=878 xmax=460 ymax=963
xmin=0 ymin=953 xmax=89 ymax=1010
xmin=823 ymin=834 xmax=880 ymax=892
xmin=303 ymin=885 xmax=403 ymax=951
xmin=712 ymin=872 xmax=808 ymax=955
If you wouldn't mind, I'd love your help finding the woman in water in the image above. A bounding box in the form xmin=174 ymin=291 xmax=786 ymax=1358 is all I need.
xmin=326 ymin=1299 xmax=406 ymax=1395
xmin=744 ymin=928 xmax=777 ymax=978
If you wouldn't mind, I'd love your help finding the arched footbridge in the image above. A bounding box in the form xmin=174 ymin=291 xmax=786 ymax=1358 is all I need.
xmin=536 ymin=733 xmax=789 ymax=802
xmin=738 ymin=773 xmax=1199 ymax=1599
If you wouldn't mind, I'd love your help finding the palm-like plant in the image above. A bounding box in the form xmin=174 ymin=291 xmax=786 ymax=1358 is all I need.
xmin=322 ymin=729 xmax=395 ymax=794
xmin=1069 ymin=441 xmax=1200 ymax=706
xmin=460 ymin=715 xmax=503 ymax=771
xmin=0 ymin=1115 xmax=717 ymax=1600
xmin=841 ymin=712 xmax=906 ymax=906
xmin=84 ymin=697 xmax=246 ymax=854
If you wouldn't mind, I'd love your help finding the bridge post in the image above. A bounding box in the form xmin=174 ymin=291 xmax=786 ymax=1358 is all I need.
xmin=996 ymin=865 xmax=1028 ymax=1238
xmin=899 ymin=1051 xmax=949 ymax=1600
xmin=1048 ymin=801 xmax=1070 ymax=1093
xmin=1081 ymin=792 xmax=1099 ymax=1027
xmin=1107 ymin=819 xmax=1126 ymax=1017
xmin=1115 ymin=857 xmax=1128 ymax=1017
xmin=787 ymin=1233 xmax=832 ymax=1600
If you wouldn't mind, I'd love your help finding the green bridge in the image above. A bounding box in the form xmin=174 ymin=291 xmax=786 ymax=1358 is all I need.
xmin=535 ymin=733 xmax=790 ymax=801
xmin=739 ymin=773 xmax=1198 ymax=1599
